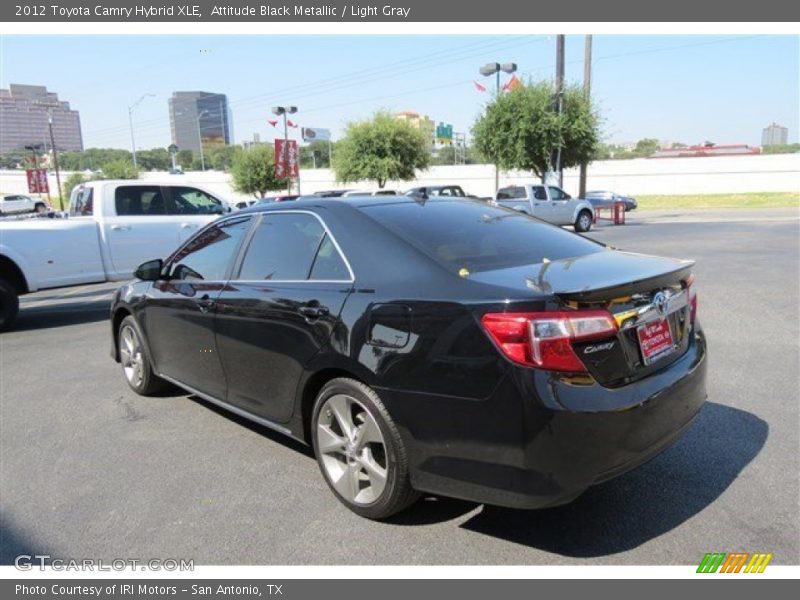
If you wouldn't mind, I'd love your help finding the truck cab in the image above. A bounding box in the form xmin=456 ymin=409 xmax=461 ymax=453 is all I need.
xmin=68 ymin=181 xmax=227 ymax=279
xmin=493 ymin=184 xmax=595 ymax=232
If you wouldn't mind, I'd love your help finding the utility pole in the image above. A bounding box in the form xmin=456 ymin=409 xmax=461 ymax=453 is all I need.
xmin=578 ymin=35 xmax=593 ymax=198
xmin=554 ymin=34 xmax=565 ymax=188
xmin=128 ymin=94 xmax=154 ymax=170
xmin=48 ymin=113 xmax=63 ymax=210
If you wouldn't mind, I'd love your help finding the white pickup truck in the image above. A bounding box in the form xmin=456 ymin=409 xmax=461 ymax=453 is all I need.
xmin=0 ymin=179 xmax=228 ymax=330
xmin=492 ymin=184 xmax=596 ymax=232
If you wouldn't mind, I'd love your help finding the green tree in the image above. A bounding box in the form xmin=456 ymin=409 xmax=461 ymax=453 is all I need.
xmin=176 ymin=149 xmax=194 ymax=170
xmin=633 ymin=138 xmax=659 ymax=157
xmin=136 ymin=148 xmax=171 ymax=171
xmin=63 ymin=172 xmax=88 ymax=199
xmin=100 ymin=159 xmax=139 ymax=179
xmin=472 ymin=80 xmax=600 ymax=180
xmin=207 ymin=145 xmax=240 ymax=171
xmin=333 ymin=111 xmax=430 ymax=188
xmin=230 ymin=145 xmax=288 ymax=198
xmin=300 ymin=140 xmax=333 ymax=169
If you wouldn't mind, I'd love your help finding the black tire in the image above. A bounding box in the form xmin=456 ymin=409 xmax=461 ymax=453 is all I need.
xmin=0 ymin=278 xmax=20 ymax=332
xmin=575 ymin=209 xmax=593 ymax=232
xmin=117 ymin=315 xmax=168 ymax=396
xmin=311 ymin=377 xmax=419 ymax=519
xmin=34 ymin=203 xmax=47 ymax=214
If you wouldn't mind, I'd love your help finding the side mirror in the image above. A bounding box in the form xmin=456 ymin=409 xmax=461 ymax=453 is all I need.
xmin=134 ymin=259 xmax=163 ymax=281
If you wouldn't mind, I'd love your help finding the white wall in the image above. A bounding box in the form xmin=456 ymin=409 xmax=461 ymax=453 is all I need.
xmin=1 ymin=153 xmax=798 ymax=203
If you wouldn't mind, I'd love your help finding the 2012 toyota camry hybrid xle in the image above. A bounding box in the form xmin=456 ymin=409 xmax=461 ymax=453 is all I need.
xmin=110 ymin=195 xmax=707 ymax=519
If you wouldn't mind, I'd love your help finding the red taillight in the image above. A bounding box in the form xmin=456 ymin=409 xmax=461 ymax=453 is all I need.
xmin=686 ymin=274 xmax=698 ymax=323
xmin=481 ymin=310 xmax=618 ymax=372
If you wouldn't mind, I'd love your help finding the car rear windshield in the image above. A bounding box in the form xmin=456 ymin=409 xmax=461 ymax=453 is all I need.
xmin=361 ymin=199 xmax=604 ymax=274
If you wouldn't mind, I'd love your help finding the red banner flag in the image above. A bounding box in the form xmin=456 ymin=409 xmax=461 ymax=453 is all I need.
xmin=267 ymin=119 xmax=278 ymax=127
xmin=473 ymin=80 xmax=487 ymax=93
xmin=287 ymin=119 xmax=298 ymax=128
xmin=503 ymin=75 xmax=522 ymax=91
xmin=274 ymin=139 xmax=299 ymax=179
xmin=26 ymin=168 xmax=49 ymax=194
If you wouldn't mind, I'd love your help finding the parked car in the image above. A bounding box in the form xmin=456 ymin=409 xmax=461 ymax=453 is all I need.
xmin=234 ymin=199 xmax=259 ymax=210
xmin=111 ymin=195 xmax=706 ymax=520
xmin=0 ymin=194 xmax=49 ymax=216
xmin=258 ymin=194 xmax=300 ymax=203
xmin=493 ymin=184 xmax=596 ymax=232
xmin=586 ymin=190 xmax=637 ymax=211
xmin=0 ymin=180 xmax=228 ymax=330
xmin=404 ymin=185 xmax=489 ymax=201
xmin=342 ymin=189 xmax=401 ymax=197
xmin=313 ymin=190 xmax=355 ymax=198
xmin=404 ymin=185 xmax=467 ymax=199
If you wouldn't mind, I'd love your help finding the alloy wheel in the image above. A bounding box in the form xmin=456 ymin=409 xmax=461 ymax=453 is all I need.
xmin=316 ymin=394 xmax=388 ymax=505
xmin=119 ymin=325 xmax=144 ymax=388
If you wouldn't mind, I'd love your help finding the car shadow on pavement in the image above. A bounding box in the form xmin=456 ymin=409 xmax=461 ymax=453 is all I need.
xmin=0 ymin=514 xmax=55 ymax=566
xmin=454 ymin=401 xmax=767 ymax=557
xmin=189 ymin=396 xmax=315 ymax=458
xmin=9 ymin=302 xmax=110 ymax=332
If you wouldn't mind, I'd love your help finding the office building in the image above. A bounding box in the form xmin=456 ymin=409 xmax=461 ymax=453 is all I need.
xmin=0 ymin=84 xmax=83 ymax=153
xmin=761 ymin=123 xmax=788 ymax=147
xmin=168 ymin=91 xmax=233 ymax=153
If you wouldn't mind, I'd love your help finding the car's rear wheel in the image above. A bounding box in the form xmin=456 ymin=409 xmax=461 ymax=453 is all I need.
xmin=34 ymin=203 xmax=47 ymax=214
xmin=312 ymin=378 xmax=419 ymax=519
xmin=118 ymin=316 xmax=167 ymax=396
xmin=0 ymin=278 xmax=20 ymax=332
xmin=575 ymin=209 xmax=593 ymax=232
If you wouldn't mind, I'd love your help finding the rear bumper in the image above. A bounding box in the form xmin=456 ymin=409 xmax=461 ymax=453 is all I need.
xmin=381 ymin=326 xmax=707 ymax=509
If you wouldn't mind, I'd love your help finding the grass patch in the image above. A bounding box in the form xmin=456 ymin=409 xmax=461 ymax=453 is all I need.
xmin=636 ymin=192 xmax=800 ymax=210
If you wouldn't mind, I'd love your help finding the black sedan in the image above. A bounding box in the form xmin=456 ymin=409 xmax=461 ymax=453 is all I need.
xmin=110 ymin=196 xmax=706 ymax=519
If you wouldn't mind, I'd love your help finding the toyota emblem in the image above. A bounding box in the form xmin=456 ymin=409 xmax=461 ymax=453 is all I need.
xmin=653 ymin=291 xmax=669 ymax=316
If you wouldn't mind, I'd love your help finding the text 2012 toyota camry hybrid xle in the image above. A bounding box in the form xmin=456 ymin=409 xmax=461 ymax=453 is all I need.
xmin=110 ymin=195 xmax=707 ymax=519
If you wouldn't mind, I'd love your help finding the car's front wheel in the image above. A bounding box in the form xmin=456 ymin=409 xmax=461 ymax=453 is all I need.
xmin=34 ymin=203 xmax=47 ymax=214
xmin=118 ymin=316 xmax=167 ymax=395
xmin=575 ymin=209 xmax=593 ymax=232
xmin=312 ymin=378 xmax=419 ymax=519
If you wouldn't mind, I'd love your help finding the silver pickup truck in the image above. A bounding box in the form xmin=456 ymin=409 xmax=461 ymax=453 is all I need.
xmin=492 ymin=184 xmax=595 ymax=232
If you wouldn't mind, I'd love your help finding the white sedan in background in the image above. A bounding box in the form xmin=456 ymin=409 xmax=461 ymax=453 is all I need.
xmin=0 ymin=194 xmax=49 ymax=216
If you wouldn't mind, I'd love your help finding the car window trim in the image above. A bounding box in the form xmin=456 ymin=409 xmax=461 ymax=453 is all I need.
xmin=230 ymin=209 xmax=355 ymax=284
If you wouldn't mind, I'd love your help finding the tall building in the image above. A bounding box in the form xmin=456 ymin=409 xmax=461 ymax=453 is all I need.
xmin=0 ymin=84 xmax=83 ymax=154
xmin=168 ymin=91 xmax=233 ymax=153
xmin=396 ymin=111 xmax=435 ymax=146
xmin=761 ymin=123 xmax=788 ymax=147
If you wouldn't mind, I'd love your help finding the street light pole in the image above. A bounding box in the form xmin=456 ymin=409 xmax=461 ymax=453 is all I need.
xmin=128 ymin=93 xmax=154 ymax=170
xmin=479 ymin=62 xmax=517 ymax=193
xmin=196 ymin=109 xmax=210 ymax=171
xmin=578 ymin=34 xmax=593 ymax=198
xmin=47 ymin=113 xmax=63 ymax=210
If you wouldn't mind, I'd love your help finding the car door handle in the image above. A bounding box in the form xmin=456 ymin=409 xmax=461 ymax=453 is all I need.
xmin=299 ymin=304 xmax=329 ymax=319
xmin=197 ymin=294 xmax=216 ymax=313
xmin=111 ymin=224 xmax=131 ymax=231
xmin=180 ymin=223 xmax=198 ymax=229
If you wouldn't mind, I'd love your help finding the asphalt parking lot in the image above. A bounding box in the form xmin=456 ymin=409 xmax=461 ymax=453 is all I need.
xmin=1 ymin=208 xmax=798 ymax=566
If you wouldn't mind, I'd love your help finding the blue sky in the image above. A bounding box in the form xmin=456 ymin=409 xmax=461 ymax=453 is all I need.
xmin=1 ymin=34 xmax=797 ymax=149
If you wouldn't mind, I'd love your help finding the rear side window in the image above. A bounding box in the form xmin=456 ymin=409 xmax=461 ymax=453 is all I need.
xmin=170 ymin=218 xmax=251 ymax=281
xmin=115 ymin=186 xmax=166 ymax=216
xmin=69 ymin=187 xmax=93 ymax=216
xmin=496 ymin=187 xmax=526 ymax=200
xmin=362 ymin=200 xmax=604 ymax=274
xmin=238 ymin=213 xmax=326 ymax=281
xmin=309 ymin=235 xmax=350 ymax=281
